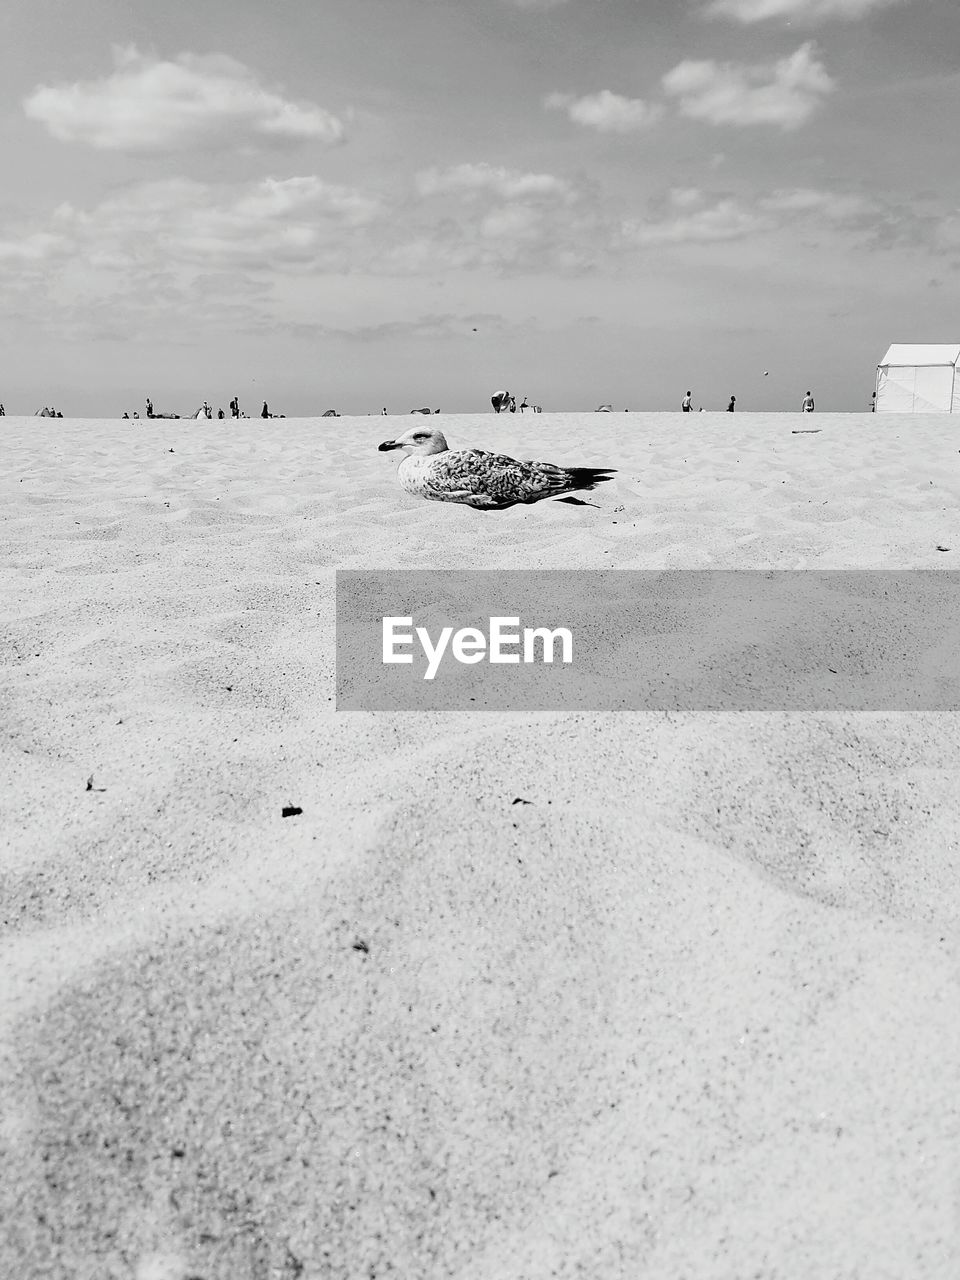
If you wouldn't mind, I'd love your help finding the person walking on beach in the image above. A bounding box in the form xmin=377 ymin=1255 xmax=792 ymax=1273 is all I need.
xmin=727 ymin=395 xmax=736 ymax=412
xmin=229 ymin=396 xmax=239 ymax=419
xmin=681 ymin=391 xmax=693 ymax=412
xmin=146 ymin=398 xmax=153 ymax=418
xmin=261 ymin=401 xmax=270 ymax=419
xmin=801 ymin=391 xmax=815 ymax=413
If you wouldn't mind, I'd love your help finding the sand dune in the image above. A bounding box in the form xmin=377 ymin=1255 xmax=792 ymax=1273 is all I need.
xmin=2 ymin=413 xmax=959 ymax=1279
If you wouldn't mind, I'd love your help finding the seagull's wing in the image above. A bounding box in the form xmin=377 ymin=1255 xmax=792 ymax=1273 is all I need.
xmin=423 ymin=449 xmax=613 ymax=507
xmin=420 ymin=449 xmax=563 ymax=504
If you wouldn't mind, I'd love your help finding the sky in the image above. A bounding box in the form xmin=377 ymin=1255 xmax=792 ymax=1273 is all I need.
xmin=1 ymin=0 xmax=958 ymax=414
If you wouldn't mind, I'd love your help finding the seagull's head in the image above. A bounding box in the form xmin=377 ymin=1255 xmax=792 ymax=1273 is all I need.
xmin=378 ymin=426 xmax=449 ymax=457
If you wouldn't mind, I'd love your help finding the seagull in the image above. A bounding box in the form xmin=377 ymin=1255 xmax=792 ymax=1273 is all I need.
xmin=378 ymin=426 xmax=615 ymax=509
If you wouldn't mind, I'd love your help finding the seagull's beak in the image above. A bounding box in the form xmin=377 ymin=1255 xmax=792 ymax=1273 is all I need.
xmin=378 ymin=439 xmax=402 ymax=451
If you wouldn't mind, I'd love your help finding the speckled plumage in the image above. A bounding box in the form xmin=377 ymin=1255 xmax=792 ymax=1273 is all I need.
xmin=378 ymin=427 xmax=615 ymax=509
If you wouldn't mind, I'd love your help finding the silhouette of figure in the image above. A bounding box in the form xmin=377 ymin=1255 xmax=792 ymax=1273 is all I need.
xmin=261 ymin=402 xmax=270 ymax=419
xmin=682 ymin=391 xmax=693 ymax=412
xmin=727 ymin=396 xmax=736 ymax=412
xmin=146 ymin=398 xmax=153 ymax=418
xmin=801 ymin=391 xmax=815 ymax=413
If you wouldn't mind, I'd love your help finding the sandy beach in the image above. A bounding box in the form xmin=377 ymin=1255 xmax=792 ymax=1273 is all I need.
xmin=2 ymin=411 xmax=959 ymax=1279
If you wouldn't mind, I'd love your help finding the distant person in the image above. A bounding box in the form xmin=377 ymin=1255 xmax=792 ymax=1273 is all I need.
xmin=801 ymin=391 xmax=815 ymax=413
xmin=133 ymin=411 xmax=140 ymax=419
xmin=261 ymin=401 xmax=269 ymax=419
xmin=381 ymin=406 xmax=388 ymax=415
xmin=0 ymin=404 xmax=5 ymax=415
xmin=870 ymin=391 xmax=877 ymax=413
xmin=681 ymin=391 xmax=693 ymax=412
xmin=727 ymin=396 xmax=736 ymax=412
xmin=122 ymin=411 xmax=129 ymax=419
xmin=146 ymin=398 xmax=153 ymax=418
xmin=218 ymin=408 xmax=225 ymax=419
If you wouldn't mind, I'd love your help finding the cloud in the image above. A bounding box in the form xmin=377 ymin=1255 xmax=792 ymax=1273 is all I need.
xmin=669 ymin=187 xmax=708 ymax=209
xmin=407 ymin=163 xmax=610 ymax=273
xmin=416 ymin=163 xmax=572 ymax=201
xmin=935 ymin=215 xmax=960 ymax=250
xmin=0 ymin=174 xmax=385 ymax=340
xmin=0 ymin=232 xmax=69 ymax=264
xmin=41 ymin=175 xmax=381 ymax=290
xmin=380 ymin=202 xmax=605 ymax=276
xmin=5 ymin=164 xmax=929 ymax=346
xmin=623 ymin=194 xmax=770 ymax=246
xmin=480 ymin=204 xmax=545 ymax=241
xmin=620 ymin=185 xmax=900 ymax=249
xmin=701 ymin=0 xmax=902 ymax=23
xmin=662 ymin=42 xmax=834 ymax=128
xmin=759 ymin=188 xmax=875 ymax=220
xmin=24 ymin=46 xmax=344 ymax=152
xmin=0 ymin=163 xmax=601 ymax=303
xmin=544 ymin=90 xmax=665 ymax=133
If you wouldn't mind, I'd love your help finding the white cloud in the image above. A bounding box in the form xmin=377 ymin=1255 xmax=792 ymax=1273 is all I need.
xmin=669 ymin=187 xmax=705 ymax=209
xmin=701 ymin=0 xmax=902 ymax=23
xmin=0 ymin=174 xmax=385 ymax=339
xmin=0 ymin=232 xmax=68 ymax=263
xmin=0 ymin=163 xmax=607 ymax=308
xmin=480 ymin=204 xmax=544 ymax=241
xmin=623 ymin=197 xmax=770 ymax=246
xmin=759 ymin=188 xmax=874 ymax=219
xmin=662 ymin=42 xmax=834 ymax=128
xmin=622 ymin=185 xmax=889 ymax=249
xmin=48 ymin=175 xmax=380 ymax=276
xmin=416 ymin=163 xmax=571 ymax=200
xmin=24 ymin=46 xmax=344 ymax=152
xmin=935 ymin=214 xmax=960 ymax=249
xmin=544 ymin=89 xmax=665 ymax=133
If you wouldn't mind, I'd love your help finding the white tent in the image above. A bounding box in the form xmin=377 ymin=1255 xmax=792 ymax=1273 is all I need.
xmin=875 ymin=344 xmax=960 ymax=413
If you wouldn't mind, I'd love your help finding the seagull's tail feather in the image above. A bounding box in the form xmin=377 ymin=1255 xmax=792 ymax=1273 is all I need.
xmin=559 ymin=466 xmax=617 ymax=493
